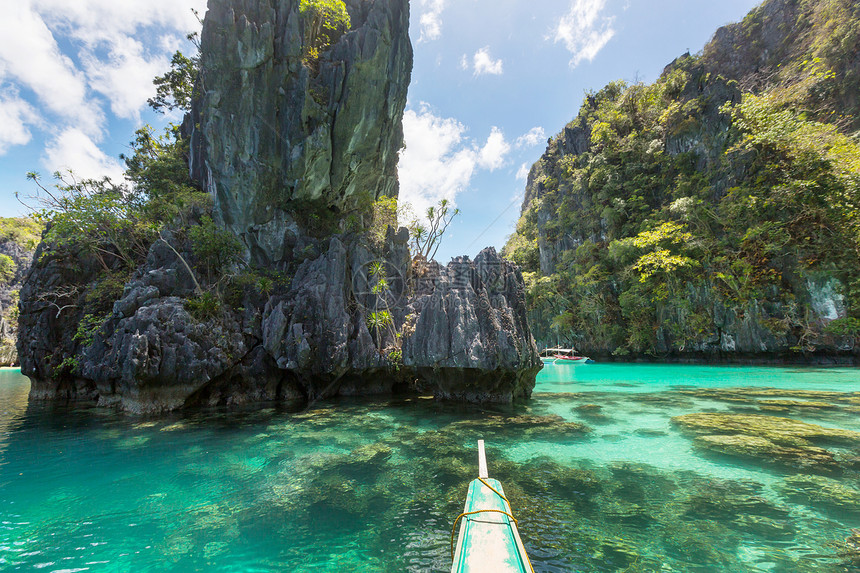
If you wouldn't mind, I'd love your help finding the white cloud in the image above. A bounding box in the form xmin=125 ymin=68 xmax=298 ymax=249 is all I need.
xmin=460 ymin=54 xmax=469 ymax=71
xmin=473 ymin=47 xmax=504 ymax=76
xmin=0 ymin=2 xmax=102 ymax=136
xmin=35 ymin=0 xmax=206 ymax=122
xmin=516 ymin=127 xmax=546 ymax=148
xmin=82 ymin=35 xmax=171 ymax=120
xmin=0 ymin=0 xmax=204 ymax=161
xmin=418 ymin=0 xmax=446 ymax=42
xmin=516 ymin=163 xmax=531 ymax=181
xmin=477 ymin=127 xmax=511 ymax=170
xmin=33 ymin=0 xmax=204 ymax=44
xmin=0 ymin=90 xmax=40 ymax=154
xmin=43 ymin=128 xmax=125 ymax=182
xmin=554 ymin=0 xmax=616 ymax=67
xmin=398 ymin=104 xmax=511 ymax=221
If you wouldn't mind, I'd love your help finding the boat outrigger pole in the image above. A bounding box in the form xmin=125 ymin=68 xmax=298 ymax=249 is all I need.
xmin=450 ymin=440 xmax=535 ymax=573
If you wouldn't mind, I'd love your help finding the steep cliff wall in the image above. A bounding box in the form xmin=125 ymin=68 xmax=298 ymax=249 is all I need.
xmin=189 ymin=0 xmax=412 ymax=266
xmin=505 ymin=0 xmax=860 ymax=361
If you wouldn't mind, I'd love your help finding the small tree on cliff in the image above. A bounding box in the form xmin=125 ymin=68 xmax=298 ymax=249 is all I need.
xmin=299 ymin=0 xmax=351 ymax=64
xmin=409 ymin=199 xmax=460 ymax=261
xmin=148 ymin=10 xmax=201 ymax=114
xmin=148 ymin=48 xmax=199 ymax=113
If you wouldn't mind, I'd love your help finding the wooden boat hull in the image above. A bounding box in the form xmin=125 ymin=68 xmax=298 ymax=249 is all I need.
xmin=451 ymin=442 xmax=533 ymax=573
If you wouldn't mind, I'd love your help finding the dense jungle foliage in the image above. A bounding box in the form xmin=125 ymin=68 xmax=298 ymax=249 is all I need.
xmin=504 ymin=0 xmax=860 ymax=356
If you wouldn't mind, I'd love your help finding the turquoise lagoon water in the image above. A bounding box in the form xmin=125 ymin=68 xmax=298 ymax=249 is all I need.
xmin=1 ymin=364 xmax=860 ymax=572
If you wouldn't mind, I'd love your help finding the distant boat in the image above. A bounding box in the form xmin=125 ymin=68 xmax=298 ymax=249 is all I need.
xmin=539 ymin=347 xmax=594 ymax=364
xmin=450 ymin=440 xmax=535 ymax=573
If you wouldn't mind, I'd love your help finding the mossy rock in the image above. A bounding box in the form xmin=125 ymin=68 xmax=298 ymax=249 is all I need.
xmin=672 ymin=412 xmax=860 ymax=446
xmin=730 ymin=515 xmax=796 ymax=540
xmin=680 ymin=388 xmax=850 ymax=402
xmin=684 ymin=480 xmax=788 ymax=520
xmin=448 ymin=414 xmax=591 ymax=441
xmin=777 ymin=475 xmax=860 ymax=514
xmin=672 ymin=412 xmax=860 ymax=473
xmin=692 ymin=434 xmax=841 ymax=473
xmin=757 ymin=399 xmax=839 ymax=410
xmin=349 ymin=443 xmax=393 ymax=465
xmin=409 ymin=430 xmax=469 ymax=458
xmin=304 ymin=475 xmax=371 ymax=515
xmin=632 ymin=394 xmax=696 ymax=408
xmin=660 ymin=520 xmax=739 ymax=566
xmin=433 ymin=455 xmax=476 ymax=485
xmin=842 ymin=529 xmax=860 ymax=568
xmin=598 ymin=498 xmax=654 ymax=525
xmin=593 ymin=537 xmax=643 ymax=568
xmin=516 ymin=457 xmax=603 ymax=499
xmin=634 ymin=428 xmax=668 ymax=437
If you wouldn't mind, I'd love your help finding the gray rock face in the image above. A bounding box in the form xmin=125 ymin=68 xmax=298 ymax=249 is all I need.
xmin=404 ymin=249 xmax=540 ymax=402
xmin=189 ymin=0 xmax=412 ymax=265
xmin=20 ymin=228 xmax=540 ymax=413
xmin=260 ymin=234 xmax=540 ymax=404
xmin=19 ymin=239 xmax=106 ymax=397
xmin=82 ymin=296 xmax=248 ymax=412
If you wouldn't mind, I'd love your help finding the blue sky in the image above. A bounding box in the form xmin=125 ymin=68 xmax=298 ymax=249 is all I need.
xmin=0 ymin=0 xmax=761 ymax=262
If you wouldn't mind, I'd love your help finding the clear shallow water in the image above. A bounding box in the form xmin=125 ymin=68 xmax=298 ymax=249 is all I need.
xmin=1 ymin=364 xmax=859 ymax=572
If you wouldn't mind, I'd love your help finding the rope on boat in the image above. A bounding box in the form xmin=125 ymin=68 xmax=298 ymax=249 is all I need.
xmin=478 ymin=477 xmax=508 ymax=503
xmin=449 ymin=479 xmax=536 ymax=572
xmin=450 ymin=509 xmax=518 ymax=559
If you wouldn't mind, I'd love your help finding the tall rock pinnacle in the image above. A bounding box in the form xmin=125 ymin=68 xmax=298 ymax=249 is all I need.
xmin=188 ymin=0 xmax=413 ymax=265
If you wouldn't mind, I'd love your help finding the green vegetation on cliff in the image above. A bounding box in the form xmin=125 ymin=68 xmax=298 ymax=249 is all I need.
xmin=504 ymin=0 xmax=860 ymax=357
xmin=0 ymin=216 xmax=43 ymax=365
xmin=299 ymin=0 xmax=351 ymax=64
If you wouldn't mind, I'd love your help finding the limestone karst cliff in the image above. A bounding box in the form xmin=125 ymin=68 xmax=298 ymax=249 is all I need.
xmin=18 ymin=0 xmax=541 ymax=413
xmin=188 ymin=0 xmax=412 ymax=266
xmin=504 ymin=0 xmax=860 ymax=361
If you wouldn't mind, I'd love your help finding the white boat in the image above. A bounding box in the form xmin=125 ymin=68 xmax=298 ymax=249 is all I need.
xmin=539 ymin=347 xmax=594 ymax=364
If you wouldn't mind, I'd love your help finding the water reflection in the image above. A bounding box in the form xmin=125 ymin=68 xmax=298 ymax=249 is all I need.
xmin=0 ymin=369 xmax=29 ymax=464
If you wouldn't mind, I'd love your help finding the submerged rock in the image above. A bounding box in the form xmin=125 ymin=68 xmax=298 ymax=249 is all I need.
xmin=673 ymin=413 xmax=860 ymax=444
xmin=731 ymin=515 xmax=796 ymax=540
xmin=692 ymin=434 xmax=842 ymax=473
xmin=660 ymin=520 xmax=739 ymax=567
xmin=448 ymin=413 xmax=590 ymax=441
xmin=672 ymin=412 xmax=860 ymax=473
xmin=777 ymin=475 xmax=860 ymax=514
xmin=684 ymin=480 xmax=789 ymax=520
xmin=679 ymin=387 xmax=853 ymax=402
xmin=757 ymin=399 xmax=840 ymax=413
xmin=842 ymin=529 xmax=860 ymax=568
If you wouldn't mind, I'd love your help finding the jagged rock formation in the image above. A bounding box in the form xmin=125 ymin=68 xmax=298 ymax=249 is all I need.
xmin=21 ymin=227 xmax=539 ymax=412
xmin=404 ymin=249 xmax=540 ymax=402
xmin=505 ymin=0 xmax=860 ymax=361
xmin=188 ymin=0 xmax=412 ymax=265
xmin=17 ymin=0 xmax=541 ymax=413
